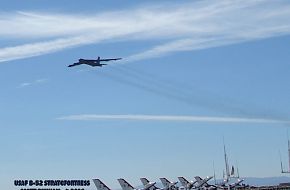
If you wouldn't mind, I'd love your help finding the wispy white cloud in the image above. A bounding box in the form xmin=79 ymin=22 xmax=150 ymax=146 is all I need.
xmin=1 ymin=0 xmax=290 ymax=62
xmin=17 ymin=78 xmax=49 ymax=88
xmin=0 ymin=35 xmax=102 ymax=62
xmin=57 ymin=114 xmax=290 ymax=124
xmin=19 ymin=82 xmax=31 ymax=88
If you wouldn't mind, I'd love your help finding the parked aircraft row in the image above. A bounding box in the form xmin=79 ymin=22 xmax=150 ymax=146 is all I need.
xmin=93 ymin=176 xmax=245 ymax=190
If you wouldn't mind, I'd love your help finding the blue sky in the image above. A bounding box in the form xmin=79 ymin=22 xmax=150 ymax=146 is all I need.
xmin=1 ymin=0 xmax=290 ymax=189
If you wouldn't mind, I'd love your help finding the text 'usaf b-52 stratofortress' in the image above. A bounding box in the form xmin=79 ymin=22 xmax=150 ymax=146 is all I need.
xmin=68 ymin=56 xmax=122 ymax=67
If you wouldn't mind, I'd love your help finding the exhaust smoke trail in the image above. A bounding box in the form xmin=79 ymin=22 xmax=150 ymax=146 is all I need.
xmin=101 ymin=65 xmax=289 ymax=121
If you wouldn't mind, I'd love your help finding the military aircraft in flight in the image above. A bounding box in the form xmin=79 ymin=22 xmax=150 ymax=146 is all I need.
xmin=68 ymin=56 xmax=122 ymax=67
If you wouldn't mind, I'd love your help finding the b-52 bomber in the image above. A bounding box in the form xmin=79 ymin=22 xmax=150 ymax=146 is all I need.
xmin=68 ymin=56 xmax=122 ymax=67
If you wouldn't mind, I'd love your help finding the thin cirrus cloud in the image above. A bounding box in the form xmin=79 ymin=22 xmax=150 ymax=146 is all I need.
xmin=17 ymin=78 xmax=48 ymax=88
xmin=0 ymin=0 xmax=290 ymax=63
xmin=57 ymin=114 xmax=290 ymax=124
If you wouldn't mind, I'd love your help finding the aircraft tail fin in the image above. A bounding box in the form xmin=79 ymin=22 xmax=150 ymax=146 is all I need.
xmin=140 ymin=178 xmax=150 ymax=186
xmin=194 ymin=176 xmax=203 ymax=185
xmin=194 ymin=176 xmax=212 ymax=187
xmin=178 ymin=177 xmax=189 ymax=187
xmin=93 ymin=179 xmax=111 ymax=190
xmin=140 ymin=178 xmax=157 ymax=190
xmin=118 ymin=178 xmax=135 ymax=190
xmin=231 ymin=166 xmax=235 ymax=176
xmin=160 ymin=178 xmax=171 ymax=187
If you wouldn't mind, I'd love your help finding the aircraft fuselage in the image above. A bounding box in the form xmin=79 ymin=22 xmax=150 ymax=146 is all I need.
xmin=68 ymin=56 xmax=122 ymax=67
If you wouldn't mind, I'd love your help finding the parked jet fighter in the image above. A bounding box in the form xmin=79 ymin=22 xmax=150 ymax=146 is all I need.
xmin=216 ymin=179 xmax=244 ymax=190
xmin=178 ymin=177 xmax=197 ymax=189
xmin=118 ymin=178 xmax=156 ymax=190
xmin=140 ymin=178 xmax=160 ymax=190
xmin=68 ymin=56 xmax=122 ymax=67
xmin=160 ymin=178 xmax=178 ymax=190
xmin=194 ymin=176 xmax=215 ymax=190
xmin=178 ymin=176 xmax=213 ymax=190
xmin=140 ymin=177 xmax=178 ymax=190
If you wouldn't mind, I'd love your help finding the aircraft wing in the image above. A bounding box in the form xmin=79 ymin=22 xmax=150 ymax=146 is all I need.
xmin=160 ymin=178 xmax=177 ymax=188
xmin=194 ymin=176 xmax=213 ymax=188
xmin=100 ymin=58 xmax=122 ymax=62
xmin=143 ymin=182 xmax=156 ymax=190
xmin=68 ymin=62 xmax=81 ymax=67
xmin=230 ymin=179 xmax=244 ymax=188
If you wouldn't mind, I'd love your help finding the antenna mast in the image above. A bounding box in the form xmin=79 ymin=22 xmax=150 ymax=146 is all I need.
xmin=223 ymin=138 xmax=230 ymax=182
xmin=236 ymin=160 xmax=240 ymax=178
xmin=280 ymin=150 xmax=285 ymax=173
xmin=280 ymin=131 xmax=290 ymax=173
xmin=288 ymin=137 xmax=290 ymax=172
xmin=213 ymin=161 xmax=217 ymax=185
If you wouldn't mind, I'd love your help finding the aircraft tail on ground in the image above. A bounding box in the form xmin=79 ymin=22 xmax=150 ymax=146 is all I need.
xmin=178 ymin=177 xmax=189 ymax=187
xmin=160 ymin=178 xmax=178 ymax=190
xmin=140 ymin=178 xmax=150 ymax=186
xmin=194 ymin=176 xmax=213 ymax=188
xmin=140 ymin=178 xmax=157 ymax=190
xmin=93 ymin=179 xmax=111 ymax=190
xmin=194 ymin=176 xmax=203 ymax=185
xmin=160 ymin=178 xmax=171 ymax=187
xmin=118 ymin=178 xmax=135 ymax=190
